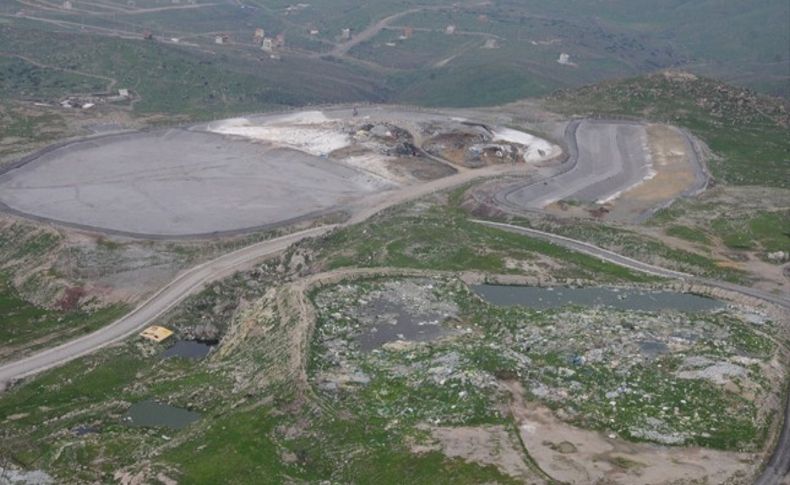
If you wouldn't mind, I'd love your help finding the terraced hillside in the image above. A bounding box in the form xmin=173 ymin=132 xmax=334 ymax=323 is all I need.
xmin=547 ymin=71 xmax=790 ymax=188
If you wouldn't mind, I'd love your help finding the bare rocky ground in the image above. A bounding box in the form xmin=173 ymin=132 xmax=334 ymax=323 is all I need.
xmin=307 ymin=275 xmax=787 ymax=483
xmin=0 ymin=105 xmax=563 ymax=356
xmin=0 ymin=207 xmax=340 ymax=361
xmin=503 ymin=380 xmax=756 ymax=485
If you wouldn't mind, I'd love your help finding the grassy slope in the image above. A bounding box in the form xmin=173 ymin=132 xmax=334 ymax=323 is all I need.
xmin=0 ymin=276 xmax=127 ymax=359
xmin=651 ymin=198 xmax=790 ymax=261
xmin=1 ymin=0 xmax=785 ymax=120
xmin=0 ymin=56 xmax=107 ymax=99
xmin=0 ymin=102 xmax=71 ymax=161
xmin=505 ymin=0 xmax=790 ymax=96
xmin=524 ymin=218 xmax=748 ymax=283
xmin=312 ymin=193 xmax=651 ymax=283
xmin=546 ymin=73 xmax=790 ymax=188
xmin=0 ymin=223 xmax=131 ymax=360
xmin=0 ymin=25 xmax=384 ymax=118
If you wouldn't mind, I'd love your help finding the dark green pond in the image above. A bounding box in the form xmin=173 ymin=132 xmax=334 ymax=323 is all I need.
xmin=124 ymin=400 xmax=200 ymax=429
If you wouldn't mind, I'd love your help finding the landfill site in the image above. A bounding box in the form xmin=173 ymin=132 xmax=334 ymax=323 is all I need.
xmin=2 ymin=104 xmax=784 ymax=485
xmin=0 ymin=105 xmax=705 ymax=239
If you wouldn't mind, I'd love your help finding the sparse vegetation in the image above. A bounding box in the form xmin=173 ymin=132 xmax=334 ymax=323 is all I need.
xmin=649 ymin=187 xmax=790 ymax=266
xmin=0 ymin=56 xmax=107 ymax=100
xmin=665 ymin=225 xmax=711 ymax=244
xmin=0 ymin=2 xmax=787 ymax=481
xmin=0 ymin=276 xmax=127 ymax=359
xmin=309 ymin=276 xmax=780 ymax=454
xmin=513 ymin=217 xmax=748 ymax=283
xmin=0 ymin=188 xmax=784 ymax=482
xmin=711 ymin=211 xmax=790 ymax=252
xmin=311 ymin=198 xmax=652 ymax=283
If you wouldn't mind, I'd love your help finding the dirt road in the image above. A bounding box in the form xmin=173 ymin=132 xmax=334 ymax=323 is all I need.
xmin=325 ymin=7 xmax=448 ymax=58
xmin=0 ymin=160 xmax=527 ymax=388
xmin=473 ymin=220 xmax=790 ymax=310
xmin=756 ymin=387 xmax=790 ymax=485
xmin=0 ymin=226 xmax=332 ymax=388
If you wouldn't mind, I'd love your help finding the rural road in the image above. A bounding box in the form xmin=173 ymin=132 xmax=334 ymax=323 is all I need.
xmin=473 ymin=220 xmax=692 ymax=279
xmin=0 ymin=161 xmax=526 ymax=388
xmin=756 ymin=387 xmax=790 ymax=485
xmin=325 ymin=7 xmax=429 ymax=58
xmin=472 ymin=220 xmax=790 ymax=310
xmin=324 ymin=3 xmax=487 ymax=58
xmin=0 ymin=226 xmax=334 ymax=388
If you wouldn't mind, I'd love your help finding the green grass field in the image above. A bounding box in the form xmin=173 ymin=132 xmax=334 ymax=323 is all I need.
xmin=711 ymin=211 xmax=790 ymax=252
xmin=665 ymin=225 xmax=711 ymax=245
xmin=0 ymin=276 xmax=128 ymax=359
xmin=0 ymin=56 xmax=108 ymax=99
xmin=312 ymin=196 xmax=651 ymax=283
xmin=651 ymin=194 xmax=789 ymax=262
xmin=0 ymin=25 xmax=384 ymax=119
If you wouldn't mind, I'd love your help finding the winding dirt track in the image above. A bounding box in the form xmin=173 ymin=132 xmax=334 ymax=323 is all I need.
xmin=472 ymin=221 xmax=790 ymax=310
xmin=0 ymin=226 xmax=333 ymax=387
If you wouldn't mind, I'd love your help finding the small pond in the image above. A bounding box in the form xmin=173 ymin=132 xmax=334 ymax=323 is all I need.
xmin=472 ymin=285 xmax=722 ymax=312
xmin=124 ymin=400 xmax=200 ymax=429
xmin=356 ymin=298 xmax=456 ymax=352
xmin=161 ymin=340 xmax=215 ymax=359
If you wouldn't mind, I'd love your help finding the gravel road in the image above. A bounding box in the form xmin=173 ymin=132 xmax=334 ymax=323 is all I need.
xmin=0 ymin=162 xmax=524 ymax=388
xmin=0 ymin=226 xmax=332 ymax=388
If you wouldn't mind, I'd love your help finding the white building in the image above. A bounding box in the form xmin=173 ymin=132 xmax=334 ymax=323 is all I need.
xmin=483 ymin=38 xmax=498 ymax=49
xmin=262 ymin=37 xmax=274 ymax=52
